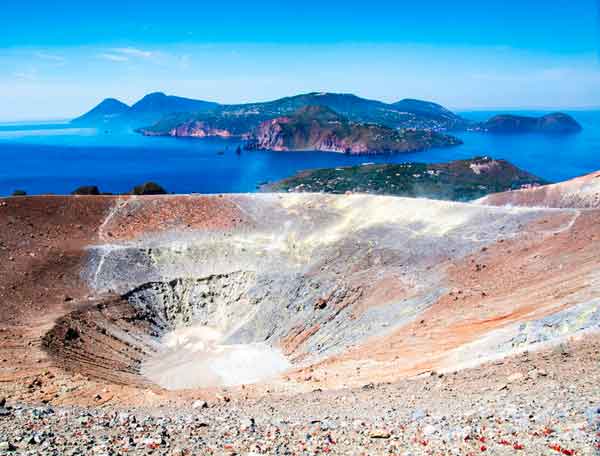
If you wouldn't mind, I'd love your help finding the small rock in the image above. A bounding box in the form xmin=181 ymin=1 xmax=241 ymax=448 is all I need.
xmin=28 ymin=433 xmax=43 ymax=445
xmin=314 ymin=298 xmax=327 ymax=310
xmin=142 ymin=437 xmax=162 ymax=447
xmin=423 ymin=424 xmax=437 ymax=436
xmin=411 ymin=409 xmax=427 ymax=421
xmin=497 ymin=383 xmax=509 ymax=391
xmin=192 ymin=400 xmax=208 ymax=410
xmin=117 ymin=412 xmax=130 ymax=425
xmin=241 ymin=417 xmax=256 ymax=432
xmin=370 ymin=429 xmax=391 ymax=439
xmin=216 ymin=394 xmax=231 ymax=403
xmin=0 ymin=441 xmax=15 ymax=451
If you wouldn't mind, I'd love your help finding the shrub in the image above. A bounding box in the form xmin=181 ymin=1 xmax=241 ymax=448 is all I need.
xmin=131 ymin=182 xmax=168 ymax=195
xmin=71 ymin=185 xmax=101 ymax=195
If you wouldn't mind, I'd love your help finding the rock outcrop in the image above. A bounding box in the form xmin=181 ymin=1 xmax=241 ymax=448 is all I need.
xmin=164 ymin=120 xmax=233 ymax=138
xmin=246 ymin=105 xmax=462 ymax=154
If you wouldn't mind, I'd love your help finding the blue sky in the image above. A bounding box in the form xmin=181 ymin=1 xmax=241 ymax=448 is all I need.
xmin=1 ymin=0 xmax=599 ymax=120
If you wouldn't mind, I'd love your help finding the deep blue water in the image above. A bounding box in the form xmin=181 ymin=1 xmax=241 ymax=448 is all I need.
xmin=0 ymin=111 xmax=599 ymax=196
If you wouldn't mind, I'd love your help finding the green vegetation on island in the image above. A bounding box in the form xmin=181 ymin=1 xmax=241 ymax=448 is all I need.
xmin=263 ymin=157 xmax=547 ymax=201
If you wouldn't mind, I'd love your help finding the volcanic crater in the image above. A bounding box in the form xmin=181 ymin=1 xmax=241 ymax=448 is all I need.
xmin=1 ymin=186 xmax=599 ymax=407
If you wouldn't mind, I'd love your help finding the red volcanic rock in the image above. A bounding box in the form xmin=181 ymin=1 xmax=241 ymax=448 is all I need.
xmin=247 ymin=105 xmax=461 ymax=154
xmin=168 ymin=120 xmax=233 ymax=138
xmin=251 ymin=115 xmax=369 ymax=154
xmin=253 ymin=117 xmax=292 ymax=152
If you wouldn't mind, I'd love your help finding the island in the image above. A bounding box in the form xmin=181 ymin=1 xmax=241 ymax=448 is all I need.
xmin=480 ymin=112 xmax=582 ymax=134
xmin=245 ymin=105 xmax=462 ymax=155
xmin=75 ymin=91 xmax=471 ymax=133
xmin=263 ymin=156 xmax=546 ymax=201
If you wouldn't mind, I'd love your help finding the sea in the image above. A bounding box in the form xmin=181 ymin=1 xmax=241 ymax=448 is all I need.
xmin=0 ymin=110 xmax=599 ymax=196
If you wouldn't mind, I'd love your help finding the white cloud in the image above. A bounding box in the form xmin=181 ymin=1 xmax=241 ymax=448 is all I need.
xmin=98 ymin=53 xmax=129 ymax=62
xmin=97 ymin=47 xmax=157 ymax=63
xmin=111 ymin=47 xmax=155 ymax=58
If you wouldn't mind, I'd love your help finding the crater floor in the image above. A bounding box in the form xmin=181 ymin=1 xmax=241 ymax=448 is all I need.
xmin=142 ymin=324 xmax=290 ymax=389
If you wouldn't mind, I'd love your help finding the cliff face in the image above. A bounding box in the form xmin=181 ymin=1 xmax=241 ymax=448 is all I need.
xmin=250 ymin=116 xmax=371 ymax=153
xmin=166 ymin=120 xmax=234 ymax=138
xmin=247 ymin=106 xmax=461 ymax=155
xmin=482 ymin=113 xmax=582 ymax=134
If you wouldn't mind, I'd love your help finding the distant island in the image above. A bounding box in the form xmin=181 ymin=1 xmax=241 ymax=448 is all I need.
xmin=73 ymin=91 xmax=470 ymax=134
xmin=71 ymin=92 xmax=583 ymax=153
xmin=478 ymin=112 xmax=582 ymax=134
xmin=72 ymin=92 xmax=219 ymax=130
xmin=244 ymin=105 xmax=462 ymax=154
xmin=263 ymin=156 xmax=546 ymax=201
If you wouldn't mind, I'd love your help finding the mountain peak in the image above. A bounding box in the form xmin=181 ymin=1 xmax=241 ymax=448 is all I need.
xmin=130 ymin=92 xmax=219 ymax=116
xmin=71 ymin=97 xmax=129 ymax=125
xmin=99 ymin=97 xmax=129 ymax=106
xmin=141 ymin=92 xmax=167 ymax=99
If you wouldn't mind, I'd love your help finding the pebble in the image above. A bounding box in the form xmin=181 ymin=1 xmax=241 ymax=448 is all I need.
xmin=369 ymin=429 xmax=391 ymax=439
xmin=192 ymin=400 xmax=208 ymax=410
xmin=0 ymin=345 xmax=595 ymax=456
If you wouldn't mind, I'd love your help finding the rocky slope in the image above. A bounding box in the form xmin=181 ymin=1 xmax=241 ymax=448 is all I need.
xmin=479 ymin=112 xmax=582 ymax=134
xmin=1 ymin=338 xmax=598 ymax=455
xmin=245 ymin=105 xmax=462 ymax=154
xmin=265 ymin=156 xmax=545 ymax=200
xmin=479 ymin=169 xmax=600 ymax=208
